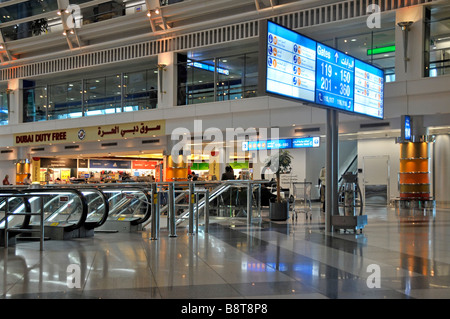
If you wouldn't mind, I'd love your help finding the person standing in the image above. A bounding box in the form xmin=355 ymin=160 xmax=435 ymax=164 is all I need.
xmin=319 ymin=167 xmax=326 ymax=212
xmin=23 ymin=173 xmax=32 ymax=185
xmin=221 ymin=166 xmax=235 ymax=180
xmin=3 ymin=174 xmax=11 ymax=185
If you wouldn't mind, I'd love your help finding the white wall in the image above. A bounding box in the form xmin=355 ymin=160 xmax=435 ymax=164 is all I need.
xmin=0 ymin=161 xmax=16 ymax=185
xmin=357 ymin=138 xmax=400 ymax=202
xmin=434 ymin=135 xmax=450 ymax=208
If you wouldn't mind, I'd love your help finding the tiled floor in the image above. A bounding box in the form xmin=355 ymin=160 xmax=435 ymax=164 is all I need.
xmin=2 ymin=203 xmax=450 ymax=300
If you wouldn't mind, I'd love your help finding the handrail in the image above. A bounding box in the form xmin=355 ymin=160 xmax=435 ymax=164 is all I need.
xmin=1 ymin=193 xmax=49 ymax=251
xmin=81 ymin=188 xmax=110 ymax=230
xmin=0 ymin=189 xmax=32 ymax=229
xmin=44 ymin=184 xmax=151 ymax=226
xmin=20 ymin=188 xmax=88 ymax=232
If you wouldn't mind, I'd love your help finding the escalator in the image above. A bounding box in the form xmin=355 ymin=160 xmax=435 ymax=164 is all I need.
xmin=42 ymin=184 xmax=152 ymax=232
xmin=94 ymin=185 xmax=152 ymax=232
xmin=78 ymin=188 xmax=109 ymax=230
xmin=21 ymin=188 xmax=89 ymax=239
xmin=0 ymin=188 xmax=89 ymax=242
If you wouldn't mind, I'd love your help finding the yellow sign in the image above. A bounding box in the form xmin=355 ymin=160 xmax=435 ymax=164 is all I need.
xmin=13 ymin=120 xmax=165 ymax=146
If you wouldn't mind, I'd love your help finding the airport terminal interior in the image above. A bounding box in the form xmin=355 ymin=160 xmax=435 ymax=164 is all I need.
xmin=1 ymin=0 xmax=450 ymax=300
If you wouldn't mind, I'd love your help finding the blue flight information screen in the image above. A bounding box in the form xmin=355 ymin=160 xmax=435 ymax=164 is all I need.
xmin=264 ymin=21 xmax=384 ymax=119
xmin=266 ymin=21 xmax=317 ymax=103
xmin=315 ymin=43 xmax=355 ymax=112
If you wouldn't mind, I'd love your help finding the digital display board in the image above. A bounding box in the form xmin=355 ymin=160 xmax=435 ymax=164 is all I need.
xmin=292 ymin=136 xmax=320 ymax=148
xmin=264 ymin=21 xmax=384 ymax=119
xmin=404 ymin=115 xmax=411 ymax=140
xmin=266 ymin=21 xmax=316 ymax=102
xmin=242 ymin=137 xmax=320 ymax=151
xmin=315 ymin=43 xmax=354 ymax=112
xmin=267 ymin=139 xmax=292 ymax=149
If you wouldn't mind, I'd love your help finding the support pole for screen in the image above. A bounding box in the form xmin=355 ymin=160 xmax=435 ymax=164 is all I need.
xmin=326 ymin=109 xmax=339 ymax=233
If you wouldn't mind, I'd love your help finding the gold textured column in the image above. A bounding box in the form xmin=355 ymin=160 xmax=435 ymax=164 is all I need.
xmin=399 ymin=142 xmax=430 ymax=200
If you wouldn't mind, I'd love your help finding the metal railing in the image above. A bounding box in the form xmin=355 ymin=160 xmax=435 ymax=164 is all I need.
xmin=2 ymin=193 xmax=49 ymax=251
xmin=143 ymin=180 xmax=264 ymax=240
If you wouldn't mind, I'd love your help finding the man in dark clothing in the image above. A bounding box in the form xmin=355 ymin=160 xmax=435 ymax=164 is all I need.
xmin=221 ymin=166 xmax=235 ymax=180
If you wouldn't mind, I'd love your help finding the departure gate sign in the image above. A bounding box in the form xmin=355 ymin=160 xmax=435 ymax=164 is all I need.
xmin=264 ymin=20 xmax=384 ymax=119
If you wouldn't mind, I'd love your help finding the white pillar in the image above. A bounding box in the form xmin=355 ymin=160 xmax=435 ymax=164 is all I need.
xmin=157 ymin=52 xmax=177 ymax=108
xmin=7 ymin=78 xmax=23 ymax=125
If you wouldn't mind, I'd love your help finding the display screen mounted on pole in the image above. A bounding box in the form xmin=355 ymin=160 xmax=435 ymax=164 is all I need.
xmin=264 ymin=20 xmax=384 ymax=119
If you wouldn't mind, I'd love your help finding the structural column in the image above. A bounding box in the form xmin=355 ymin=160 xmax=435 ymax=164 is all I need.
xmin=157 ymin=52 xmax=177 ymax=108
xmin=326 ymin=109 xmax=339 ymax=233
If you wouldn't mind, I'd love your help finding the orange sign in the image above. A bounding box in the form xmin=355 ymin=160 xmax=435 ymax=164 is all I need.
xmin=132 ymin=161 xmax=157 ymax=169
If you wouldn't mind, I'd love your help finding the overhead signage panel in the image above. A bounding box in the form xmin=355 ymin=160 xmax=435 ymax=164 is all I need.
xmin=315 ymin=43 xmax=355 ymax=112
xmin=292 ymin=136 xmax=320 ymax=148
xmin=242 ymin=137 xmax=320 ymax=151
xmin=266 ymin=21 xmax=316 ymax=103
xmin=264 ymin=20 xmax=384 ymax=119
xmin=13 ymin=120 xmax=165 ymax=146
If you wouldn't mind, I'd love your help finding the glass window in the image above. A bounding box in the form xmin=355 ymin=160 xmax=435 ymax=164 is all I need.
xmin=48 ymin=81 xmax=82 ymax=120
xmin=244 ymin=52 xmax=258 ymax=98
xmin=124 ymin=68 xmax=158 ymax=110
xmin=0 ymin=0 xmax=58 ymax=23
xmin=84 ymin=74 xmax=121 ymax=116
xmin=217 ymin=56 xmax=243 ymax=101
xmin=336 ymin=27 xmax=395 ymax=82
xmin=185 ymin=58 xmax=215 ymax=105
xmin=23 ymin=85 xmax=47 ymax=122
xmin=428 ymin=8 xmax=450 ymax=77
xmin=0 ymin=89 xmax=8 ymax=125
xmin=177 ymin=52 xmax=258 ymax=106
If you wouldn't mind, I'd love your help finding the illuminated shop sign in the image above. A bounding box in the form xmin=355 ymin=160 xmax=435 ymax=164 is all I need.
xmin=89 ymin=159 xmax=131 ymax=169
xmin=14 ymin=120 xmax=165 ymax=146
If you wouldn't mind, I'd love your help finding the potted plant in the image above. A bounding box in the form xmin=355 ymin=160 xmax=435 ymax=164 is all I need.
xmin=265 ymin=149 xmax=293 ymax=220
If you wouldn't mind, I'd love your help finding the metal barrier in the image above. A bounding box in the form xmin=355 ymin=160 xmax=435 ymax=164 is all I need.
xmin=2 ymin=193 xmax=49 ymax=251
xmin=144 ymin=180 xmax=264 ymax=239
xmin=3 ymin=180 xmax=266 ymax=241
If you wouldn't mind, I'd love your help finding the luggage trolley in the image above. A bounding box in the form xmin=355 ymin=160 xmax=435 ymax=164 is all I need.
xmin=291 ymin=181 xmax=312 ymax=220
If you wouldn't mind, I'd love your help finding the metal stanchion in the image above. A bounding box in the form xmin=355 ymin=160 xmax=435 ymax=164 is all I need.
xmin=168 ymin=183 xmax=177 ymax=237
xmin=204 ymin=189 xmax=209 ymax=233
xmin=247 ymin=182 xmax=252 ymax=225
xmin=150 ymin=183 xmax=159 ymax=240
xmin=195 ymin=191 xmax=199 ymax=233
xmin=4 ymin=198 xmax=9 ymax=249
xmin=40 ymin=196 xmax=44 ymax=251
xmin=188 ymin=183 xmax=194 ymax=235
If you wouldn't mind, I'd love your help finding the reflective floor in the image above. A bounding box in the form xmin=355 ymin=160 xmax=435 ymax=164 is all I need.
xmin=2 ymin=203 xmax=450 ymax=299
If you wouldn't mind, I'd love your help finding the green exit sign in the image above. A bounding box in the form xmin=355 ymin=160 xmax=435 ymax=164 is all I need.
xmin=367 ymin=45 xmax=396 ymax=55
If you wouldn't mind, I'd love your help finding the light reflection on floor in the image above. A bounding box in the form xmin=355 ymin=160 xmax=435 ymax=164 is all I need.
xmin=1 ymin=203 xmax=450 ymax=299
